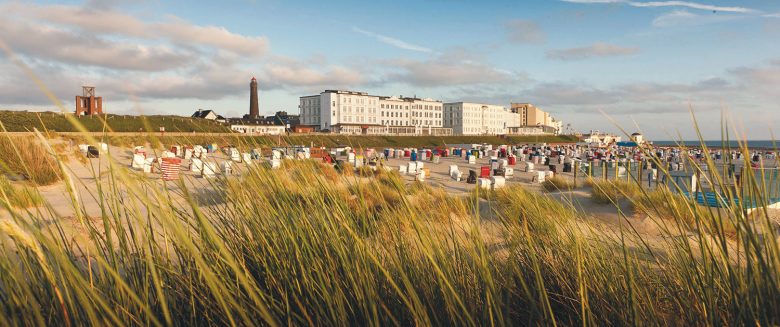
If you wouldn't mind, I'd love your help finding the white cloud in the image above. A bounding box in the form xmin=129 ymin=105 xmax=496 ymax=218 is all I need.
xmin=0 ymin=2 xmax=269 ymax=58
xmin=382 ymin=52 xmax=523 ymax=87
xmin=562 ymin=0 xmax=757 ymax=14
xmin=0 ymin=18 xmax=195 ymax=72
xmin=652 ymin=9 xmax=743 ymax=27
xmin=352 ymin=27 xmax=433 ymax=53
xmin=546 ymin=42 xmax=639 ymax=61
xmin=628 ymin=1 xmax=755 ymax=13
xmin=562 ymin=0 xmax=624 ymax=3
xmin=652 ymin=10 xmax=698 ymax=26
xmin=261 ymin=58 xmax=366 ymax=90
xmin=0 ymin=1 xmax=275 ymax=106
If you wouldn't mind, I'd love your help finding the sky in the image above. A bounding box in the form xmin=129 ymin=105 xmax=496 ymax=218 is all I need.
xmin=0 ymin=0 xmax=779 ymax=139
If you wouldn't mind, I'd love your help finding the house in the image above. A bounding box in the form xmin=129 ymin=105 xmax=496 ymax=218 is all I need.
xmin=192 ymin=109 xmax=226 ymax=122
xmin=226 ymin=117 xmax=286 ymax=135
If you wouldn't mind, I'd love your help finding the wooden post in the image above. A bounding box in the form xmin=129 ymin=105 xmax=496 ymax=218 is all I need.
xmin=614 ymin=162 xmax=619 ymax=180
xmin=626 ymin=161 xmax=631 ymax=182
xmin=588 ymin=160 xmax=593 ymax=177
xmin=638 ymin=161 xmax=643 ymax=186
xmin=573 ymin=161 xmax=578 ymax=188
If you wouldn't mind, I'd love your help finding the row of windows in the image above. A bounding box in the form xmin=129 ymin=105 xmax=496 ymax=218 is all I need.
xmin=381 ymin=111 xmax=442 ymax=118
xmin=381 ymin=120 xmax=442 ymax=126
xmin=341 ymin=116 xmax=377 ymax=123
xmin=334 ymin=106 xmax=377 ymax=114
xmin=340 ymin=97 xmax=376 ymax=105
xmin=380 ymin=104 xmax=442 ymax=110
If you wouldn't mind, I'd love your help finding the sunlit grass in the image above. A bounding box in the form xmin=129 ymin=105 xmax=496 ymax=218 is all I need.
xmin=541 ymin=175 xmax=574 ymax=192
xmin=0 ymin=114 xmax=778 ymax=325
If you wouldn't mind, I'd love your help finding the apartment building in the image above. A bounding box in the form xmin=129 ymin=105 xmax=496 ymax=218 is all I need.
xmin=298 ymin=90 xmax=381 ymax=134
xmin=443 ymin=102 xmax=521 ymax=135
xmin=300 ymin=90 xmax=451 ymax=135
xmin=299 ymin=90 xmax=560 ymax=136
xmin=511 ymin=103 xmax=551 ymax=126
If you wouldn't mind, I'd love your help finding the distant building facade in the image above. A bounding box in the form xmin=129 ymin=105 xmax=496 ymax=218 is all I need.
xmin=299 ymin=90 xmax=451 ymax=135
xmin=581 ymin=130 xmax=622 ymax=146
xmin=443 ymin=102 xmax=519 ymax=135
xmin=299 ymin=90 xmax=562 ymax=136
xmin=230 ymin=124 xmax=285 ymax=135
xmin=75 ymin=86 xmax=103 ymax=116
xmin=226 ymin=117 xmax=285 ymax=135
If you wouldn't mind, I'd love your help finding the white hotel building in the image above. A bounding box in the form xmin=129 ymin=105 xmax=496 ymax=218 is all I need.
xmin=300 ymin=90 xmax=561 ymax=136
xmin=443 ymin=102 xmax=523 ymax=135
xmin=299 ymin=90 xmax=451 ymax=135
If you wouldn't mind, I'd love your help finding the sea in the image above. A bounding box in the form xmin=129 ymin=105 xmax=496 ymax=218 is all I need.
xmin=652 ymin=140 xmax=778 ymax=149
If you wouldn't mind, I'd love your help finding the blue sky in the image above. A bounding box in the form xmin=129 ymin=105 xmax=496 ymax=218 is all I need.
xmin=1 ymin=0 xmax=779 ymax=139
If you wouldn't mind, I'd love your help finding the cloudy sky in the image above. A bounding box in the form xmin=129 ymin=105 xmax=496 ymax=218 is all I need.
xmin=1 ymin=0 xmax=779 ymax=139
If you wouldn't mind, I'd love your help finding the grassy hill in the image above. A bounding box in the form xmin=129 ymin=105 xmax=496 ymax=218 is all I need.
xmin=0 ymin=110 xmax=231 ymax=133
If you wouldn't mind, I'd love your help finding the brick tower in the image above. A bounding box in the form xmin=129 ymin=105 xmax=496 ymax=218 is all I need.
xmin=249 ymin=77 xmax=259 ymax=119
xmin=75 ymin=86 xmax=103 ymax=116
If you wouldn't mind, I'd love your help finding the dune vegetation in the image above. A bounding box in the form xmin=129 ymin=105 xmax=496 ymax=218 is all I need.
xmin=0 ymin=129 xmax=779 ymax=326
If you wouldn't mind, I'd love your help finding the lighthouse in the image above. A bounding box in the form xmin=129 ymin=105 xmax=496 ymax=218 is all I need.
xmin=249 ymin=77 xmax=259 ymax=119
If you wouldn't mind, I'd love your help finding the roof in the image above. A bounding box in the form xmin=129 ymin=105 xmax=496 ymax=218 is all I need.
xmin=191 ymin=109 xmax=216 ymax=119
xmin=631 ymin=132 xmax=643 ymax=136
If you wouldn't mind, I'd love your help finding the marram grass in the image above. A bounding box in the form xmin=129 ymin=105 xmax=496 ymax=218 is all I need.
xmin=0 ymin=128 xmax=778 ymax=326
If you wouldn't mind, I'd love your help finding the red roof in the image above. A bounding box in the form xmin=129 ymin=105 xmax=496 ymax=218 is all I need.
xmin=251 ymin=76 xmax=256 ymax=81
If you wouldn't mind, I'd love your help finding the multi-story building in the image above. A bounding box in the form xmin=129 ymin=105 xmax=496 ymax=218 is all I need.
xmin=443 ymin=102 xmax=520 ymax=135
xmin=300 ymin=90 xmax=450 ymax=135
xmin=379 ymin=96 xmax=444 ymax=133
xmin=299 ymin=95 xmax=322 ymax=127
xmin=510 ymin=102 xmax=564 ymax=134
xmin=299 ymin=90 xmax=561 ymax=136
xmin=511 ymin=103 xmax=550 ymax=126
xmin=298 ymin=90 xmax=381 ymax=134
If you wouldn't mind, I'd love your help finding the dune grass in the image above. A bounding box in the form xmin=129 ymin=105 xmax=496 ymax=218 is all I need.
xmin=0 ymin=177 xmax=43 ymax=208
xmin=0 ymin=135 xmax=61 ymax=185
xmin=588 ymin=178 xmax=641 ymax=204
xmin=541 ymin=175 xmax=575 ymax=192
xmin=0 ymin=120 xmax=778 ymax=325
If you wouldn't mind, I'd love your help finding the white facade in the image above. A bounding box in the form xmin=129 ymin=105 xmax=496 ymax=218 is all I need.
xmin=443 ymin=102 xmax=521 ymax=135
xmin=300 ymin=90 xmax=558 ymax=136
xmin=231 ymin=124 xmax=286 ymax=135
xmin=379 ymin=96 xmax=443 ymax=130
xmin=299 ymin=95 xmax=321 ymax=126
xmin=299 ymin=90 xmax=380 ymax=132
xmin=300 ymin=90 xmax=447 ymax=135
xmin=582 ymin=130 xmax=623 ymax=146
